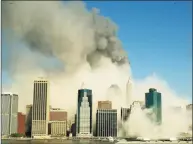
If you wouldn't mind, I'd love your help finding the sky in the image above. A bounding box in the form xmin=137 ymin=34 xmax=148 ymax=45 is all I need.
xmin=2 ymin=1 xmax=192 ymax=101
xmin=85 ymin=1 xmax=192 ymax=101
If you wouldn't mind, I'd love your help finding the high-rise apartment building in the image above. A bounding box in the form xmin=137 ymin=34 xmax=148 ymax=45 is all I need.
xmin=76 ymin=89 xmax=92 ymax=137
xmin=17 ymin=112 xmax=25 ymax=134
xmin=49 ymin=108 xmax=67 ymax=136
xmin=98 ymin=101 xmax=112 ymax=109
xmin=1 ymin=93 xmax=18 ymax=135
xmin=145 ymin=88 xmax=162 ymax=124
xmin=25 ymin=104 xmax=32 ymax=136
xmin=32 ymin=79 xmax=50 ymax=137
xmin=96 ymin=109 xmax=117 ymax=137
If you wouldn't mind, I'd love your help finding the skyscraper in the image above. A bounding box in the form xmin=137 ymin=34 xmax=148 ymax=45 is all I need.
xmin=1 ymin=93 xmax=18 ymax=135
xmin=145 ymin=88 xmax=162 ymax=124
xmin=76 ymin=89 xmax=92 ymax=137
xmin=96 ymin=109 xmax=117 ymax=137
xmin=32 ymin=78 xmax=50 ymax=137
xmin=98 ymin=101 xmax=112 ymax=109
xmin=126 ymin=78 xmax=132 ymax=107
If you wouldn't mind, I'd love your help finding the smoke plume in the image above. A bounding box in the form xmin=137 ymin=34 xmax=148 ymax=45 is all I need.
xmin=2 ymin=1 xmax=191 ymax=138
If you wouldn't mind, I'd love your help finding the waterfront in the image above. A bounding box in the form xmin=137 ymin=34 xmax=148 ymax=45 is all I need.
xmin=2 ymin=139 xmax=192 ymax=144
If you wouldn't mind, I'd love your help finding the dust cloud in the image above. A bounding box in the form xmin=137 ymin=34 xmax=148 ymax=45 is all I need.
xmin=2 ymin=1 xmax=191 ymax=138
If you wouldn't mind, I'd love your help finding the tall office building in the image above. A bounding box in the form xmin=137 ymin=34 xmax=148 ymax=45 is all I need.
xmin=32 ymin=79 xmax=50 ymax=137
xmin=76 ymin=89 xmax=92 ymax=137
xmin=17 ymin=112 xmax=25 ymax=134
xmin=49 ymin=108 xmax=67 ymax=136
xmin=126 ymin=78 xmax=132 ymax=107
xmin=96 ymin=109 xmax=117 ymax=137
xmin=1 ymin=93 xmax=18 ymax=135
xmin=25 ymin=104 xmax=32 ymax=136
xmin=145 ymin=88 xmax=162 ymax=124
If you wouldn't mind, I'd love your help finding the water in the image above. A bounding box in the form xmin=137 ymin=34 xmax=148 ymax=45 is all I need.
xmin=2 ymin=139 xmax=111 ymax=144
xmin=2 ymin=139 xmax=191 ymax=144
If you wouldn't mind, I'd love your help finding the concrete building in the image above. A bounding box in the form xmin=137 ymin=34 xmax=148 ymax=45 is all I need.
xmin=25 ymin=104 xmax=32 ymax=136
xmin=76 ymin=89 xmax=92 ymax=137
xmin=145 ymin=88 xmax=162 ymax=124
xmin=32 ymin=78 xmax=50 ymax=137
xmin=50 ymin=121 xmax=67 ymax=136
xmin=1 ymin=93 xmax=18 ymax=136
xmin=96 ymin=109 xmax=117 ymax=137
xmin=98 ymin=101 xmax=112 ymax=109
xmin=17 ymin=112 xmax=25 ymax=134
xmin=49 ymin=108 xmax=67 ymax=136
xmin=50 ymin=108 xmax=67 ymax=121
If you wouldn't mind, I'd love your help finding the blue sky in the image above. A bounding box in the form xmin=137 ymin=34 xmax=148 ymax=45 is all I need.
xmin=85 ymin=1 xmax=192 ymax=100
xmin=2 ymin=1 xmax=192 ymax=101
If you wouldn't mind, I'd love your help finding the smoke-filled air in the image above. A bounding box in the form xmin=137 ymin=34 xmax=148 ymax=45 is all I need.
xmin=2 ymin=1 xmax=191 ymax=139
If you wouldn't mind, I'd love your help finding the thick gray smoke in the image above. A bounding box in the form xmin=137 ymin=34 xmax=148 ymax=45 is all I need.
xmin=2 ymin=1 xmax=128 ymax=73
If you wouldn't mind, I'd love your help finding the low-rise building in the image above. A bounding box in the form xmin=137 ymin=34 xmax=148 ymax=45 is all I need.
xmin=50 ymin=121 xmax=67 ymax=136
xmin=49 ymin=108 xmax=67 ymax=136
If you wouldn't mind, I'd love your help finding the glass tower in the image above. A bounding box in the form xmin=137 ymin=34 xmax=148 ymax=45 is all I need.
xmin=145 ymin=88 xmax=162 ymax=124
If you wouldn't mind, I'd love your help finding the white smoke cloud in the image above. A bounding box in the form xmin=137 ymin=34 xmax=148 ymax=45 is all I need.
xmin=2 ymin=1 xmax=191 ymax=138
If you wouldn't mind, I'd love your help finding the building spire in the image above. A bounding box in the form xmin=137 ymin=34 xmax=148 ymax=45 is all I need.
xmin=81 ymin=82 xmax=85 ymax=89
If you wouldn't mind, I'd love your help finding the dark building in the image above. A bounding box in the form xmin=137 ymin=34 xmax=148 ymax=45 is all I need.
xmin=121 ymin=108 xmax=130 ymax=122
xmin=71 ymin=123 xmax=76 ymax=136
xmin=25 ymin=104 xmax=32 ymax=137
xmin=17 ymin=112 xmax=25 ymax=134
xmin=98 ymin=101 xmax=112 ymax=109
xmin=96 ymin=109 xmax=117 ymax=137
xmin=145 ymin=88 xmax=162 ymax=124
xmin=76 ymin=89 xmax=92 ymax=137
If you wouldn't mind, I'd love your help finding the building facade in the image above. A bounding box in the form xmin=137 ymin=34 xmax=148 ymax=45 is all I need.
xmin=121 ymin=108 xmax=130 ymax=122
xmin=50 ymin=121 xmax=67 ymax=136
xmin=96 ymin=109 xmax=117 ymax=137
xmin=17 ymin=112 xmax=25 ymax=134
xmin=50 ymin=108 xmax=67 ymax=121
xmin=145 ymin=88 xmax=162 ymax=124
xmin=1 ymin=93 xmax=18 ymax=136
xmin=25 ymin=104 xmax=32 ymax=136
xmin=32 ymin=79 xmax=50 ymax=137
xmin=49 ymin=108 xmax=67 ymax=136
xmin=98 ymin=101 xmax=112 ymax=109
xmin=76 ymin=89 xmax=92 ymax=137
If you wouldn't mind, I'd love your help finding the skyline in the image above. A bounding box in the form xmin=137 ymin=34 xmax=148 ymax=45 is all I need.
xmin=1 ymin=1 xmax=192 ymax=115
